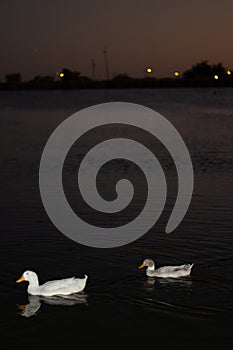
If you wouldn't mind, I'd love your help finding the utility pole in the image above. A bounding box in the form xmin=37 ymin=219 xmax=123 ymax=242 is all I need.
xmin=91 ymin=59 xmax=96 ymax=79
xmin=103 ymin=46 xmax=110 ymax=80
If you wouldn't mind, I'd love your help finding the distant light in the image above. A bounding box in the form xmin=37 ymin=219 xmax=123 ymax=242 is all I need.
xmin=174 ymin=71 xmax=180 ymax=77
xmin=227 ymin=70 xmax=232 ymax=75
xmin=214 ymin=75 xmax=219 ymax=80
xmin=146 ymin=68 xmax=152 ymax=73
xmin=59 ymin=73 xmax=64 ymax=78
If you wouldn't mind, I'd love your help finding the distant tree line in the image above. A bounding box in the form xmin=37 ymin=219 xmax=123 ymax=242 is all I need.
xmin=2 ymin=61 xmax=233 ymax=89
xmin=183 ymin=60 xmax=227 ymax=79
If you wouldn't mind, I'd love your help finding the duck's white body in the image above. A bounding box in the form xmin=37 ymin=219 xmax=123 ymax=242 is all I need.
xmin=139 ymin=259 xmax=194 ymax=278
xmin=16 ymin=270 xmax=88 ymax=296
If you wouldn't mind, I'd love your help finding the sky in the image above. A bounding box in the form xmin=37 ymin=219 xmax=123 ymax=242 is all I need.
xmin=0 ymin=0 xmax=233 ymax=81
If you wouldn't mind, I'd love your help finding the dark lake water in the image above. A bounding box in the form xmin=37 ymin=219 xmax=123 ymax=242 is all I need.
xmin=1 ymin=88 xmax=233 ymax=349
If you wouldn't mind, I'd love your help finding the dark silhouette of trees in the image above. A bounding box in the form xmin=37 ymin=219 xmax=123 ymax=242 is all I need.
xmin=5 ymin=73 xmax=21 ymax=83
xmin=212 ymin=63 xmax=226 ymax=76
xmin=58 ymin=68 xmax=94 ymax=88
xmin=111 ymin=74 xmax=136 ymax=88
xmin=60 ymin=68 xmax=81 ymax=81
xmin=183 ymin=60 xmax=226 ymax=79
xmin=1 ymin=61 xmax=232 ymax=90
xmin=33 ymin=75 xmax=54 ymax=83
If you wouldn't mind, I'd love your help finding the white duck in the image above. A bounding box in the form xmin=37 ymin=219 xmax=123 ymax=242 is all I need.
xmin=138 ymin=258 xmax=194 ymax=278
xmin=16 ymin=270 xmax=88 ymax=296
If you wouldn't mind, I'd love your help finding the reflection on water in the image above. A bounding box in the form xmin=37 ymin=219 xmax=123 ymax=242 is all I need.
xmin=17 ymin=296 xmax=41 ymax=318
xmin=143 ymin=276 xmax=192 ymax=292
xmin=155 ymin=277 xmax=193 ymax=287
xmin=17 ymin=293 xmax=88 ymax=317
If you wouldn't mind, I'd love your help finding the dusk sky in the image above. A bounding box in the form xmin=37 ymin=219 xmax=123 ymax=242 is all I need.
xmin=1 ymin=0 xmax=233 ymax=81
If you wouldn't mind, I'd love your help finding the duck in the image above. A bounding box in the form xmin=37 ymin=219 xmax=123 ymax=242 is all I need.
xmin=138 ymin=258 xmax=194 ymax=278
xmin=16 ymin=270 xmax=88 ymax=296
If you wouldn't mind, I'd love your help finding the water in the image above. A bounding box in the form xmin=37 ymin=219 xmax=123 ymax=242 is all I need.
xmin=1 ymin=88 xmax=233 ymax=348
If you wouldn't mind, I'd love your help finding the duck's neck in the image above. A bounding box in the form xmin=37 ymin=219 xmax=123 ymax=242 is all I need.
xmin=27 ymin=275 xmax=39 ymax=293
xmin=147 ymin=263 xmax=155 ymax=271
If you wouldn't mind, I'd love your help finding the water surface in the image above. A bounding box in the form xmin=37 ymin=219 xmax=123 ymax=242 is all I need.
xmin=1 ymin=88 xmax=233 ymax=348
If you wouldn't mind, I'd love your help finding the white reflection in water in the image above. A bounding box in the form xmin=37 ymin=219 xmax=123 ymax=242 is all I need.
xmin=17 ymin=293 xmax=88 ymax=317
xmin=155 ymin=277 xmax=193 ymax=288
xmin=143 ymin=276 xmax=193 ymax=293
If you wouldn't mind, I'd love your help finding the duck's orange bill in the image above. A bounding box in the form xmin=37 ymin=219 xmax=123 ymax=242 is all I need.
xmin=138 ymin=263 xmax=146 ymax=269
xmin=17 ymin=304 xmax=26 ymax=311
xmin=16 ymin=275 xmax=25 ymax=283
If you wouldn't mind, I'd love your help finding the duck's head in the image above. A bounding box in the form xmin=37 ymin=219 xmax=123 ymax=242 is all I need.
xmin=16 ymin=270 xmax=38 ymax=284
xmin=138 ymin=258 xmax=155 ymax=270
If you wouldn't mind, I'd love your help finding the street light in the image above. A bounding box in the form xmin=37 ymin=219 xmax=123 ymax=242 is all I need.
xmin=146 ymin=67 xmax=152 ymax=73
